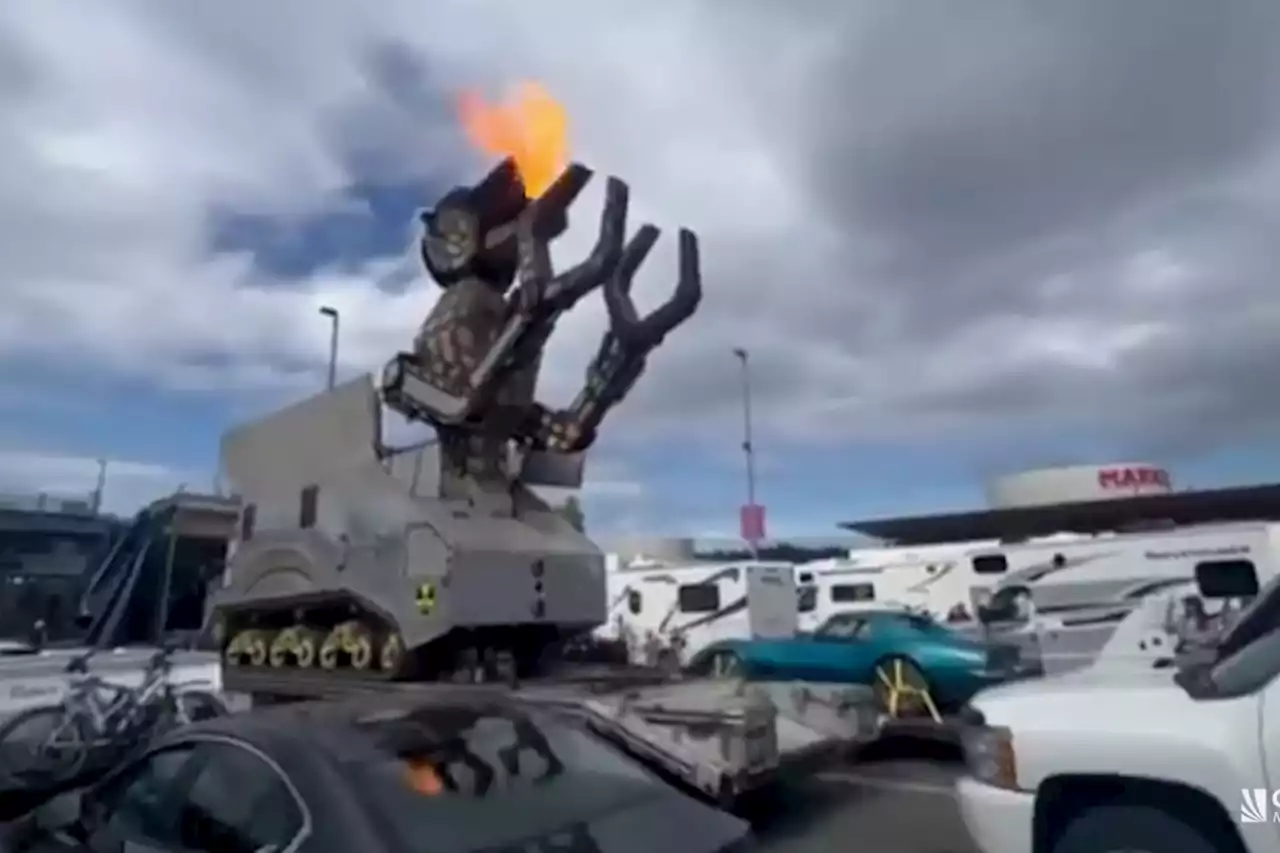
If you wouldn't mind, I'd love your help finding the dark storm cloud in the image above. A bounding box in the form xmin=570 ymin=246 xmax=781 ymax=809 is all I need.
xmin=809 ymin=1 xmax=1280 ymax=265
xmin=646 ymin=0 xmax=1280 ymax=456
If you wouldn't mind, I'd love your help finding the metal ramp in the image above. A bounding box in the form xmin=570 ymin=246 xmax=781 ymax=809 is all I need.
xmin=221 ymin=669 xmax=880 ymax=807
xmin=536 ymin=679 xmax=877 ymax=804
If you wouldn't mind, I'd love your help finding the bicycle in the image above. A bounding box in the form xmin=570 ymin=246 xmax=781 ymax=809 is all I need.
xmin=0 ymin=644 xmax=228 ymax=785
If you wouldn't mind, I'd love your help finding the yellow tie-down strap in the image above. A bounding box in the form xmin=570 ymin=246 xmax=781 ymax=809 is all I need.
xmin=415 ymin=581 xmax=437 ymax=615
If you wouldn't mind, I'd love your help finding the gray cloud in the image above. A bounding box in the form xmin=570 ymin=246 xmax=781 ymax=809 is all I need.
xmin=610 ymin=0 xmax=1280 ymax=457
xmin=1 ymin=0 xmax=1280 ymax=481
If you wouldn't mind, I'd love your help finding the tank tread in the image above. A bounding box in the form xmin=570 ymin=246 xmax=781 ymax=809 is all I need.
xmin=223 ymin=662 xmax=678 ymax=702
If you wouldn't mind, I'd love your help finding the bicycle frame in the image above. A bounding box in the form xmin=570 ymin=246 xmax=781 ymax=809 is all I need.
xmin=57 ymin=663 xmax=172 ymax=743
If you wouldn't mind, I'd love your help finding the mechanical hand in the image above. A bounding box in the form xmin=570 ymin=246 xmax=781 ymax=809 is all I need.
xmin=520 ymin=226 xmax=702 ymax=453
xmin=511 ymin=164 xmax=630 ymax=318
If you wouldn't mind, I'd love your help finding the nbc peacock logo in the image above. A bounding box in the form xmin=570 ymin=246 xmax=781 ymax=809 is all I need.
xmin=1241 ymin=788 xmax=1270 ymax=823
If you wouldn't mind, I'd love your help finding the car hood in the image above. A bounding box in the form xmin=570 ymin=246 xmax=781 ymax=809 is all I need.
xmin=971 ymin=665 xmax=1202 ymax=731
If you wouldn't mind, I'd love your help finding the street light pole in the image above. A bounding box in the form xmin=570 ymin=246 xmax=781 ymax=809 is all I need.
xmin=319 ymin=306 xmax=339 ymax=390
xmin=732 ymin=347 xmax=759 ymax=557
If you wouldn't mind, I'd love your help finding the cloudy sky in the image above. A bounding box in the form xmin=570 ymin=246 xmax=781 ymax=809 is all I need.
xmin=2 ymin=0 xmax=1280 ymax=539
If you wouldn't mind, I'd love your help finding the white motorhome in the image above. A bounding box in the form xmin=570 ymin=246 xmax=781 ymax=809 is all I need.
xmin=599 ymin=561 xmax=799 ymax=667
xmin=966 ymin=521 xmax=1279 ymax=673
xmin=796 ymin=539 xmax=999 ymax=630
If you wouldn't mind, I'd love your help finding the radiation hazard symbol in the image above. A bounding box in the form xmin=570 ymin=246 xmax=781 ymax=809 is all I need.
xmin=415 ymin=582 xmax=437 ymax=615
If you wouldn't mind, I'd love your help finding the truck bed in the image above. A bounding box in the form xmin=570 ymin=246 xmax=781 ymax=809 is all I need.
xmin=222 ymin=668 xmax=881 ymax=806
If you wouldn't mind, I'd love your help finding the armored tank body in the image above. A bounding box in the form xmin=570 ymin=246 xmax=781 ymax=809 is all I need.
xmin=208 ymin=159 xmax=702 ymax=681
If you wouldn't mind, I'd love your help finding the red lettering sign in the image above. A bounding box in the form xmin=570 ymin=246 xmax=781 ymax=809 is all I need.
xmin=1097 ymin=467 xmax=1170 ymax=491
xmin=740 ymin=504 xmax=766 ymax=543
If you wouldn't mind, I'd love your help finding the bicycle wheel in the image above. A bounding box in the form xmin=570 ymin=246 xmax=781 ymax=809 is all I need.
xmin=0 ymin=706 xmax=90 ymax=785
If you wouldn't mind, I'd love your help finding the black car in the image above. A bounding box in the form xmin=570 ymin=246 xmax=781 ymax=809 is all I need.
xmin=2 ymin=691 xmax=752 ymax=853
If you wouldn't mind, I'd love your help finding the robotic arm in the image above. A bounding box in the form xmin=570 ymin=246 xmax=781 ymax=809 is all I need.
xmin=516 ymin=227 xmax=702 ymax=453
xmin=380 ymin=157 xmax=703 ymax=458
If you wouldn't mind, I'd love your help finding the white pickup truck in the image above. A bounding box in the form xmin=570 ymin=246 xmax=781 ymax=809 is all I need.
xmin=956 ymin=574 xmax=1279 ymax=853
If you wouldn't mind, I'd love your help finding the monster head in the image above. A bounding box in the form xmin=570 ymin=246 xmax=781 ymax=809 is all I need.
xmin=419 ymin=158 xmax=570 ymax=291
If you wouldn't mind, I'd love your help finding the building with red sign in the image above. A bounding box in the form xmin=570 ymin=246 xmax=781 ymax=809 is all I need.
xmin=840 ymin=463 xmax=1280 ymax=545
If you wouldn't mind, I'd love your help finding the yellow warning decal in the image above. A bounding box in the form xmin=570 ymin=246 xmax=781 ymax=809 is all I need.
xmin=415 ymin=582 xmax=437 ymax=614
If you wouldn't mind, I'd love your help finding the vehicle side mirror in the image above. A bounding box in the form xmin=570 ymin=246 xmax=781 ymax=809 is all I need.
xmin=34 ymin=791 xmax=83 ymax=832
xmin=1195 ymin=561 xmax=1259 ymax=599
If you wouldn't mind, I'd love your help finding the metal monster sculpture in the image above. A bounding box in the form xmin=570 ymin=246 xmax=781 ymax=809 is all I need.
xmin=212 ymin=159 xmax=700 ymax=682
xmin=379 ymin=158 xmax=701 ymax=493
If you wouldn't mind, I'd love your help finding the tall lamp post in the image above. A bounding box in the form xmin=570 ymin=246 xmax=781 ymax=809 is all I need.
xmin=732 ymin=347 xmax=762 ymax=557
xmin=319 ymin=306 xmax=340 ymax=390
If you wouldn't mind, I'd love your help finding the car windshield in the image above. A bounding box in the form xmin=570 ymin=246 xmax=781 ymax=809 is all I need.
xmin=336 ymin=703 xmax=747 ymax=853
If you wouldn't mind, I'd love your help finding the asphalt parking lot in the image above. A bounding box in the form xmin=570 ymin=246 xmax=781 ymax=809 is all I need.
xmin=756 ymin=755 xmax=977 ymax=853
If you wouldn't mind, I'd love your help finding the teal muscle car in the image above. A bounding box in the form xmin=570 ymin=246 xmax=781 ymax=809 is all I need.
xmin=686 ymin=609 xmax=1035 ymax=713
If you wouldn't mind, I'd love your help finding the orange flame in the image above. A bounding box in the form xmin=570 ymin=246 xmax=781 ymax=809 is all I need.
xmin=458 ymin=82 xmax=569 ymax=198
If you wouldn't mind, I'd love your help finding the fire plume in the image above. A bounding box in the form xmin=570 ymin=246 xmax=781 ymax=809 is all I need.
xmin=458 ymin=82 xmax=568 ymax=198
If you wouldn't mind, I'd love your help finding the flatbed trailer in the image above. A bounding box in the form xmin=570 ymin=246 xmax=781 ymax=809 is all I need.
xmin=223 ymin=667 xmax=882 ymax=808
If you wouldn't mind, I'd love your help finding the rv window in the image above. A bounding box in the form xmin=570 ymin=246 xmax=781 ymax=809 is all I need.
xmin=830 ymin=583 xmax=875 ymax=603
xmin=627 ymin=590 xmax=642 ymax=615
xmin=299 ymin=485 xmax=319 ymax=529
xmin=798 ymin=572 xmax=814 ymax=585
xmin=972 ymin=555 xmax=1008 ymax=575
xmin=1195 ymin=560 xmax=1259 ymax=599
xmin=797 ymin=586 xmax=817 ymax=613
xmin=240 ymin=504 xmax=257 ymax=542
xmin=677 ymin=583 xmax=720 ymax=614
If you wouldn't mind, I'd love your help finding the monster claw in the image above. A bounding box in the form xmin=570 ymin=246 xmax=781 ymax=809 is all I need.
xmin=606 ymin=227 xmax=702 ymax=350
xmin=540 ymin=175 xmax=630 ymax=309
xmin=535 ymin=162 xmax=593 ymax=213
xmin=603 ymin=226 xmax=658 ymax=332
xmin=514 ymin=164 xmax=595 ymax=284
xmin=617 ymin=225 xmax=661 ymax=295
xmin=678 ymin=228 xmax=700 ymax=298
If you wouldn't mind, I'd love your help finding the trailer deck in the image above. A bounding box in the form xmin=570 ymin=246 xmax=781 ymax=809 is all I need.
xmin=222 ymin=667 xmax=881 ymax=807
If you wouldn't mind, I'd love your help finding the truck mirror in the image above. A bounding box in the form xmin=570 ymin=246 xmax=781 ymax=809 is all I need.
xmin=1194 ymin=560 xmax=1259 ymax=599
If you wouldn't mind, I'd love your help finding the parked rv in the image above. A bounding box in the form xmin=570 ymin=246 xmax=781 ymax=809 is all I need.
xmin=599 ymin=561 xmax=801 ymax=667
xmin=967 ymin=522 xmax=1277 ymax=673
xmin=798 ymin=540 xmax=995 ymax=628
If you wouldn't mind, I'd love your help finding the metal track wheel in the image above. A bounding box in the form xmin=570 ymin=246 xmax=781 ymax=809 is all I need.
xmin=269 ymin=627 xmax=300 ymax=668
xmin=872 ymin=655 xmax=941 ymax=722
xmin=223 ymin=631 xmax=248 ymax=666
xmin=245 ymin=630 xmax=272 ymax=668
xmin=327 ymin=620 xmax=375 ymax=671
xmin=294 ymin=627 xmax=321 ymax=669
xmin=318 ymin=629 xmax=342 ymax=670
xmin=379 ymin=630 xmax=405 ymax=674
